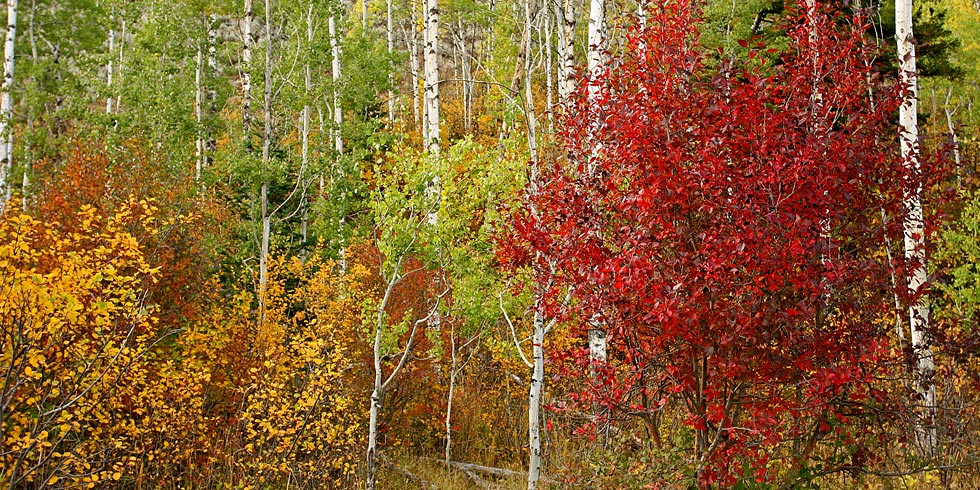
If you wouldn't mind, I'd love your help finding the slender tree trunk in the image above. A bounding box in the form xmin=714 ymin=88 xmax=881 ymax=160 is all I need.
xmin=205 ymin=13 xmax=217 ymax=166
xmin=329 ymin=15 xmax=343 ymax=156
xmin=524 ymin=0 xmax=537 ymax=164
xmin=423 ymin=0 xmax=440 ymax=154
xmin=544 ymin=10 xmax=553 ymax=133
xmin=195 ymin=45 xmax=204 ymax=180
xmin=555 ymin=0 xmax=575 ymax=104
xmin=586 ymin=0 xmax=606 ymax=366
xmin=387 ymin=0 xmax=395 ymax=125
xmin=106 ymin=5 xmax=114 ymax=115
xmin=444 ymin=321 xmax=457 ymax=465
xmin=527 ymin=309 xmax=547 ymax=490
xmin=896 ymin=0 xmax=936 ymax=456
xmin=0 ymin=0 xmax=19 ymax=203
xmin=259 ymin=0 xmax=274 ymax=329
xmin=407 ymin=8 xmax=421 ymax=132
xmin=242 ymin=0 xmax=254 ymax=135
xmin=363 ymin=0 xmax=368 ymax=31
xmin=116 ymin=17 xmax=125 ymax=112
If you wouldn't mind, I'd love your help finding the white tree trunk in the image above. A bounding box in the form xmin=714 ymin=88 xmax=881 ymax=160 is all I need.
xmin=555 ymin=0 xmax=575 ymax=104
xmin=0 ymin=0 xmax=19 ymax=201
xmin=195 ymin=45 xmax=204 ymax=180
xmin=106 ymin=5 xmax=114 ymax=115
xmin=523 ymin=0 xmax=537 ymax=164
xmin=302 ymin=3 xmax=312 ymax=171
xmin=544 ymin=10 xmax=553 ymax=133
xmin=387 ymin=0 xmax=395 ymax=125
xmin=444 ymin=322 xmax=457 ymax=464
xmin=259 ymin=0 xmax=274 ymax=328
xmin=586 ymin=0 xmax=607 ymax=366
xmin=205 ymin=13 xmax=217 ymax=165
xmin=242 ymin=0 xmax=254 ymax=134
xmin=896 ymin=0 xmax=936 ymax=456
xmin=423 ymin=0 xmax=440 ymax=154
xmin=406 ymin=12 xmax=421 ymax=130
xmin=527 ymin=310 xmax=547 ymax=490
xmin=329 ymin=15 xmax=343 ymax=156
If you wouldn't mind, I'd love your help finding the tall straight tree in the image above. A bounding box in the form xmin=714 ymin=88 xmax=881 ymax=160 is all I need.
xmin=242 ymin=0 xmax=254 ymax=134
xmin=329 ymin=13 xmax=342 ymax=156
xmin=106 ymin=5 xmax=114 ymax=114
xmin=259 ymin=0 xmax=274 ymax=327
xmin=0 ymin=0 xmax=18 ymax=203
xmin=585 ymin=0 xmax=606 ymax=366
xmin=896 ymin=0 xmax=936 ymax=456
xmin=554 ymin=0 xmax=576 ymax=104
xmin=423 ymin=0 xmax=439 ymax=154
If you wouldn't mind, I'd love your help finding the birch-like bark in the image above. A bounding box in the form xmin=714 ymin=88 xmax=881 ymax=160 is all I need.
xmin=544 ymin=10 xmax=553 ymax=133
xmin=896 ymin=0 xmax=936 ymax=456
xmin=586 ymin=0 xmax=607 ymax=365
xmin=0 ymin=0 xmax=19 ymax=201
xmin=527 ymin=308 xmax=547 ymax=490
xmin=195 ymin=45 xmax=204 ymax=180
xmin=116 ymin=17 xmax=125 ymax=112
xmin=386 ymin=0 xmax=395 ymax=125
xmin=329 ymin=15 xmax=343 ymax=156
xmin=302 ymin=4 xmax=312 ymax=172
xmin=259 ymin=0 xmax=274 ymax=328
xmin=242 ymin=0 xmax=254 ymax=135
xmin=523 ymin=0 xmax=537 ymax=164
xmin=423 ymin=0 xmax=440 ymax=155
xmin=106 ymin=5 xmax=114 ymax=115
xmin=555 ymin=0 xmax=576 ymax=104
xmin=205 ymin=13 xmax=217 ymax=166
xmin=406 ymin=13 xmax=421 ymax=130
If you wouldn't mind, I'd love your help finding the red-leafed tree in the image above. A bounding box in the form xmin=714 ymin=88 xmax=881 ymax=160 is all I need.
xmin=503 ymin=0 xmax=930 ymax=486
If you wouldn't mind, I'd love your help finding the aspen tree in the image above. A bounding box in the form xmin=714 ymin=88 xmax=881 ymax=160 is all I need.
xmin=586 ymin=0 xmax=606 ymax=365
xmin=243 ymin=0 xmax=254 ymax=133
xmin=555 ymin=0 xmax=576 ymax=104
xmin=0 ymin=0 xmax=18 ymax=203
xmin=423 ymin=0 xmax=439 ymax=154
xmin=106 ymin=5 xmax=114 ymax=114
xmin=259 ymin=0 xmax=273 ymax=328
xmin=896 ymin=0 xmax=936 ymax=456
xmin=329 ymin=14 xmax=342 ymax=156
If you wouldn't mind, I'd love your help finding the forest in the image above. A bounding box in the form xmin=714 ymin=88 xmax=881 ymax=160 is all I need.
xmin=0 ymin=0 xmax=978 ymax=487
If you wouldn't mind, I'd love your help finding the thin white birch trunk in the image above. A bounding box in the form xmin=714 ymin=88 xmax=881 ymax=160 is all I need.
xmin=329 ymin=15 xmax=343 ymax=156
xmin=387 ymin=0 xmax=395 ymax=125
xmin=195 ymin=45 xmax=204 ymax=180
xmin=444 ymin=321 xmax=457 ymax=465
xmin=896 ymin=0 xmax=936 ymax=456
xmin=423 ymin=0 xmax=440 ymax=155
xmin=555 ymin=0 xmax=575 ymax=104
xmin=205 ymin=13 xmax=217 ymax=165
xmin=0 ymin=0 xmax=19 ymax=202
xmin=116 ymin=17 xmax=125 ymax=112
xmin=259 ymin=0 xmax=274 ymax=328
xmin=406 ymin=12 xmax=421 ymax=130
xmin=106 ymin=6 xmax=114 ymax=115
xmin=524 ymin=0 xmax=537 ymax=164
xmin=586 ymin=0 xmax=606 ymax=365
xmin=242 ymin=0 xmax=254 ymax=134
xmin=544 ymin=10 xmax=553 ymax=133
xmin=527 ymin=309 xmax=547 ymax=490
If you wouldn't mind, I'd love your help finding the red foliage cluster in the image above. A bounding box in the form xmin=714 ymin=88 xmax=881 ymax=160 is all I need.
xmin=32 ymin=140 xmax=212 ymax=327
xmin=504 ymin=1 xmax=920 ymax=485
